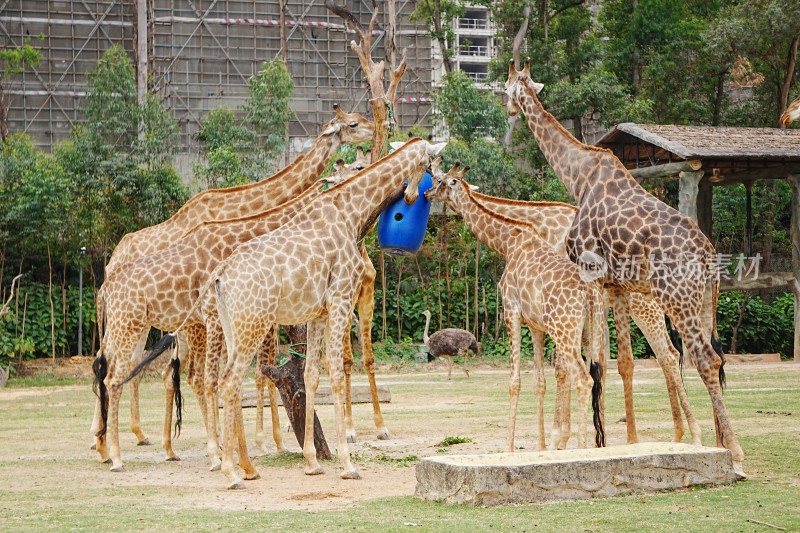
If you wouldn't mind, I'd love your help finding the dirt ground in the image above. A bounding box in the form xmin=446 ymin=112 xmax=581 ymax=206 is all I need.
xmin=1 ymin=359 xmax=797 ymax=513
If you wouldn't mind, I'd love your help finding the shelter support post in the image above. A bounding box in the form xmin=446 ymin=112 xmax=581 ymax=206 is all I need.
xmin=789 ymin=175 xmax=800 ymax=363
xmin=678 ymin=170 xmax=704 ymax=222
xmin=697 ymin=176 xmax=713 ymax=239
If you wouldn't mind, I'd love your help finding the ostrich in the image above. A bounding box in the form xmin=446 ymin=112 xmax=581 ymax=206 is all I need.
xmin=421 ymin=310 xmax=478 ymax=379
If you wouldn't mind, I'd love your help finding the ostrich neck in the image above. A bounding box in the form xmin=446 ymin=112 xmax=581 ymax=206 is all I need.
xmin=423 ymin=313 xmax=431 ymax=345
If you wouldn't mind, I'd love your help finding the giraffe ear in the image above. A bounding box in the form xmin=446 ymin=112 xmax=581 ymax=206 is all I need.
xmin=427 ymin=142 xmax=447 ymax=156
xmin=468 ymin=184 xmax=479 ymax=191
xmin=322 ymin=122 xmax=341 ymax=136
xmin=531 ymin=81 xmax=544 ymax=94
xmin=390 ymin=141 xmax=406 ymax=151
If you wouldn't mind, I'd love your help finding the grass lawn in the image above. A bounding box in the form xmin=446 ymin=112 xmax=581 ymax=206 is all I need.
xmin=0 ymin=361 xmax=798 ymax=532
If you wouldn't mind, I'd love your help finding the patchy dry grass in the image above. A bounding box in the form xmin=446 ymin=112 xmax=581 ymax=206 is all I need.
xmin=0 ymin=362 xmax=799 ymax=531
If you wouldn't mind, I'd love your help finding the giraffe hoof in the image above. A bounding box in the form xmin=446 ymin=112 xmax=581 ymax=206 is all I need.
xmin=109 ymin=464 xmax=125 ymax=473
xmin=137 ymin=438 xmax=152 ymax=446
xmin=274 ymin=447 xmax=287 ymax=455
xmin=347 ymin=434 xmax=357 ymax=444
xmin=165 ymin=455 xmax=181 ymax=462
xmin=99 ymin=456 xmax=111 ymax=464
xmin=340 ymin=469 xmax=361 ymax=480
xmin=210 ymin=460 xmax=222 ymax=472
xmin=377 ymin=430 xmax=391 ymax=441
xmin=227 ymin=480 xmax=246 ymax=490
xmin=90 ymin=443 xmax=96 ymax=450
xmin=244 ymin=471 xmax=261 ymax=481
xmin=733 ymin=463 xmax=748 ymax=481
xmin=305 ymin=465 xmax=324 ymax=476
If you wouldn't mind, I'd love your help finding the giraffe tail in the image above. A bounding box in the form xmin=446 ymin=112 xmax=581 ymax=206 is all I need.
xmin=122 ymin=333 xmax=177 ymax=385
xmin=92 ymin=350 xmax=108 ymax=438
xmin=170 ymin=355 xmax=183 ymax=438
xmin=590 ymin=360 xmax=605 ymax=447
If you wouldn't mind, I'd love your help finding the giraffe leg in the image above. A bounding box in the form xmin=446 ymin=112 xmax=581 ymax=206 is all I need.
xmin=128 ymin=329 xmax=151 ymax=446
xmin=303 ymin=320 xmax=325 ymax=475
xmin=565 ymin=339 xmax=592 ymax=450
xmin=255 ymin=326 xmax=284 ymax=454
xmin=610 ymin=289 xmax=638 ymax=444
xmin=185 ymin=326 xmax=210 ymax=449
xmin=630 ymin=297 xmax=701 ymax=445
xmin=531 ymin=330 xmax=547 ymax=451
xmin=658 ymin=284 xmax=746 ymax=480
xmin=219 ymin=367 xmax=248 ymax=489
xmin=504 ymin=309 xmax=522 ymax=452
xmin=161 ymin=352 xmax=179 ymax=461
xmin=343 ymin=325 xmax=356 ymax=443
xmin=204 ymin=313 xmax=225 ymax=472
xmin=549 ymin=350 xmax=570 ymax=451
xmin=357 ymin=249 xmax=390 ymax=440
xmin=326 ymin=302 xmax=360 ymax=479
xmin=106 ymin=328 xmax=149 ymax=472
xmin=234 ymin=384 xmax=260 ymax=481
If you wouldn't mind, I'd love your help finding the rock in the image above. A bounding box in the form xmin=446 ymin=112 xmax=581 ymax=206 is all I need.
xmin=415 ymin=442 xmax=736 ymax=506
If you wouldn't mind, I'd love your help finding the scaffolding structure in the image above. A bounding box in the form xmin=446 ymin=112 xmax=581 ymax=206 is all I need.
xmin=1 ymin=0 xmax=435 ymax=154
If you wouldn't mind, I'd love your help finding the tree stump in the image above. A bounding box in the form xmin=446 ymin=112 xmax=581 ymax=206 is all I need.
xmin=261 ymin=325 xmax=332 ymax=460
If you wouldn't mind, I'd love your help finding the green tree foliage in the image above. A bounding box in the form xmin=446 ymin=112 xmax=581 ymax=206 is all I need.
xmin=433 ymin=70 xmax=508 ymax=143
xmin=410 ymin=0 xmax=466 ymax=72
xmin=0 ymin=37 xmax=42 ymax=141
xmin=194 ymin=60 xmax=296 ymax=186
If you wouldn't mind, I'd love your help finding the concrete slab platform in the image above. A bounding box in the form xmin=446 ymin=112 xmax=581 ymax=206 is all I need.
xmin=415 ymin=442 xmax=736 ymax=506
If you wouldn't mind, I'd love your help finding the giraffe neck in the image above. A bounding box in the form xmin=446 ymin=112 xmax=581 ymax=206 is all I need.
xmin=264 ymin=132 xmax=342 ymax=197
xmin=321 ymin=139 xmax=429 ymax=237
xmin=446 ymin=183 xmax=533 ymax=258
xmin=469 ymin=191 xmax=576 ymax=251
xmin=516 ymin=78 xmax=598 ymax=201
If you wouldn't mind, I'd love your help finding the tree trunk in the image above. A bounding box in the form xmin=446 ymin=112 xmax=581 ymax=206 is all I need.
xmin=396 ymin=257 xmax=404 ymax=339
xmin=260 ymin=325 xmax=332 ymax=460
xmin=0 ymin=79 xmax=9 ymax=142
xmin=474 ymin=243 xmax=480 ymax=337
xmin=48 ymin=245 xmax=56 ymax=361
xmin=380 ymin=250 xmax=387 ymax=341
xmin=779 ymin=34 xmax=799 ymax=127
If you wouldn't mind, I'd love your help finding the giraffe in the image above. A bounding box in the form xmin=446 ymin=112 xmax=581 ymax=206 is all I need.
xmin=781 ymin=94 xmax=800 ymax=125
xmin=505 ymin=60 xmax=746 ymax=479
xmin=93 ymin=157 xmax=364 ymax=471
xmin=425 ymin=163 xmax=605 ymax=452
xmin=448 ymin=177 xmax=701 ymax=447
xmin=91 ymin=105 xmax=375 ymax=449
xmin=221 ymin=138 xmax=445 ymax=487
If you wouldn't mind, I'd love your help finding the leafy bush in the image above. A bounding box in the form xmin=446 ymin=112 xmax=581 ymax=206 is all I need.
xmin=0 ymin=280 xmax=95 ymax=366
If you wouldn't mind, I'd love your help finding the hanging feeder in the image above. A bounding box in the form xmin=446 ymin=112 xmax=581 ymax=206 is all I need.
xmin=377 ymin=171 xmax=434 ymax=256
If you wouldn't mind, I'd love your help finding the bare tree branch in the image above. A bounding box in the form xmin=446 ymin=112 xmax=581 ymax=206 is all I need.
xmin=324 ymin=0 xmax=365 ymax=34
xmin=0 ymin=274 xmax=23 ymax=318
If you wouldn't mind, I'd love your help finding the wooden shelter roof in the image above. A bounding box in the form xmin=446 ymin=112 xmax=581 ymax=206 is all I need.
xmin=596 ymin=123 xmax=800 ymax=180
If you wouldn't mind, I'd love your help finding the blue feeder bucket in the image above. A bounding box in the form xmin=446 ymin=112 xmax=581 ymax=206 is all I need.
xmin=377 ymin=171 xmax=433 ymax=256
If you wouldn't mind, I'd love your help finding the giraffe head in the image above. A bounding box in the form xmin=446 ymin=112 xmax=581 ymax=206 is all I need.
xmin=504 ymin=59 xmax=544 ymax=116
xmin=424 ymin=162 xmax=476 ymax=203
xmin=781 ymin=96 xmax=800 ymax=126
xmin=386 ymin=139 xmax=447 ymax=204
xmin=321 ymin=104 xmax=375 ymax=145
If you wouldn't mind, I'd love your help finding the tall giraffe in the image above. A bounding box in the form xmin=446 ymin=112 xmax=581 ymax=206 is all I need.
xmin=92 ymin=105 xmax=375 ymax=448
xmin=93 ymin=158 xmax=367 ymax=471
xmin=505 ymin=60 xmax=745 ymax=479
xmin=425 ymin=164 xmax=605 ymax=452
xmin=123 ymin=138 xmax=445 ymax=488
xmin=455 ymin=181 xmax=700 ymax=447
